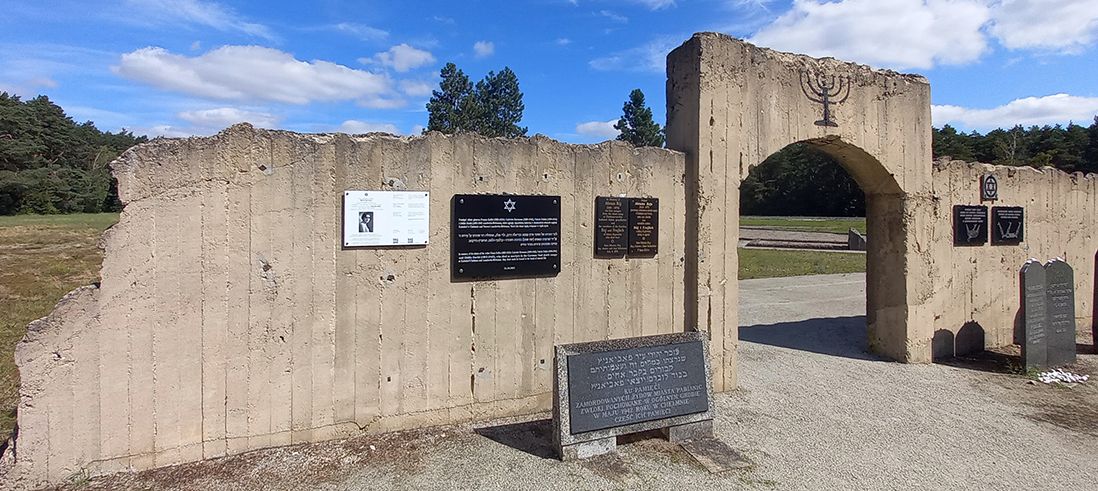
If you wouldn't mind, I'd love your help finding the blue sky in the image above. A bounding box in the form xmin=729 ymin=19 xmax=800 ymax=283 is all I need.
xmin=3 ymin=0 xmax=1098 ymax=143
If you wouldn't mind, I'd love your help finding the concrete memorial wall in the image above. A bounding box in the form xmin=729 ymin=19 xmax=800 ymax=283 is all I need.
xmin=929 ymin=160 xmax=1097 ymax=354
xmin=8 ymin=32 xmax=1098 ymax=486
xmin=7 ymin=126 xmax=688 ymax=485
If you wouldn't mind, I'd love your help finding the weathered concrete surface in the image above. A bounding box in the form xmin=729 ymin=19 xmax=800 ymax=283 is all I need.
xmin=666 ymin=33 xmax=936 ymax=382
xmin=929 ymin=159 xmax=1098 ymax=356
xmin=5 ymin=126 xmax=687 ymax=487
xmin=48 ymin=274 xmax=1098 ymax=490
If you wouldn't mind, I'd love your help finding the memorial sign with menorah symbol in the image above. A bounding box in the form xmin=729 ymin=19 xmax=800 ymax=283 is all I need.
xmin=800 ymin=70 xmax=851 ymax=128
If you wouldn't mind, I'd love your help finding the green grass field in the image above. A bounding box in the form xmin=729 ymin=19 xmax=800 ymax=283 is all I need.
xmin=0 ymin=213 xmax=119 ymax=441
xmin=738 ymin=248 xmax=866 ymax=280
xmin=740 ymin=216 xmax=867 ymax=234
xmin=0 ymin=212 xmax=863 ymax=443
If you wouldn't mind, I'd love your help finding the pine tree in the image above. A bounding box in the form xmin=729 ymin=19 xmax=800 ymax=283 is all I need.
xmin=425 ymin=63 xmax=476 ymax=134
xmin=614 ymin=89 xmax=664 ymax=147
xmin=425 ymin=64 xmax=527 ymax=138
xmin=473 ymin=67 xmax=527 ymax=138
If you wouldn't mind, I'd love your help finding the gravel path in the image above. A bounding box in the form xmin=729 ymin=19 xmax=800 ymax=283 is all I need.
xmin=71 ymin=273 xmax=1098 ymax=491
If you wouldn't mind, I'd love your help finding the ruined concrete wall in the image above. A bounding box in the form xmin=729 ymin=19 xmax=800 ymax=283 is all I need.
xmin=928 ymin=160 xmax=1098 ymax=355
xmin=10 ymin=125 xmax=687 ymax=486
xmin=666 ymin=33 xmax=936 ymax=382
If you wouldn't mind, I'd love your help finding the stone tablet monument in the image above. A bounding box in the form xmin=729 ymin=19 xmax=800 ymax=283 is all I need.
xmin=1045 ymin=259 xmax=1077 ymax=367
xmin=1021 ymin=260 xmax=1047 ymax=370
xmin=553 ymin=332 xmax=713 ymax=460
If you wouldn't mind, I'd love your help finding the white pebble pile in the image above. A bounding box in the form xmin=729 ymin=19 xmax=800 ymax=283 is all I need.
xmin=1037 ymin=369 xmax=1089 ymax=384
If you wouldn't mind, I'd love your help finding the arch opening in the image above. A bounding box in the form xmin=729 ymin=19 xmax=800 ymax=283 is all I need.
xmin=737 ymin=138 xmax=907 ymax=361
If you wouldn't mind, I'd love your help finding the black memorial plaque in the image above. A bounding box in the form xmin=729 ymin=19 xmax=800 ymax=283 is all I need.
xmin=451 ymin=194 xmax=561 ymax=280
xmin=1045 ymin=259 xmax=1077 ymax=367
xmin=991 ymin=206 xmax=1024 ymax=245
xmin=1021 ymin=260 xmax=1048 ymax=370
xmin=566 ymin=340 xmax=708 ymax=435
xmin=953 ymin=205 xmax=988 ymax=246
xmin=627 ymin=197 xmax=659 ymax=256
xmin=594 ymin=197 xmax=628 ymax=257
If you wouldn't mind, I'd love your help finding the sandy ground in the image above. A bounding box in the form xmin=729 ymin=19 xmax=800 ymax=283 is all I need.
xmin=53 ymin=274 xmax=1098 ymax=490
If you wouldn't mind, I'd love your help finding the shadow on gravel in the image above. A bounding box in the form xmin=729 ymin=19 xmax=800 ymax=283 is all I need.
xmin=475 ymin=419 xmax=556 ymax=459
xmin=739 ymin=315 xmax=880 ymax=361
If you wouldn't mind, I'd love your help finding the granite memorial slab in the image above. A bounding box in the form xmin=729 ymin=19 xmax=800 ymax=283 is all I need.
xmin=553 ymin=332 xmax=713 ymax=460
xmin=627 ymin=197 xmax=659 ymax=256
xmin=1021 ymin=259 xmax=1047 ymax=370
xmin=991 ymin=206 xmax=1024 ymax=246
xmin=451 ymin=194 xmax=561 ymax=280
xmin=594 ymin=196 xmax=628 ymax=258
xmin=1045 ymin=259 xmax=1077 ymax=367
xmin=953 ymin=205 xmax=988 ymax=246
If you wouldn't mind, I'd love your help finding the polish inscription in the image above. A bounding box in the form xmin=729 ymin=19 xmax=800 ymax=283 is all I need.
xmin=567 ymin=340 xmax=707 ymax=434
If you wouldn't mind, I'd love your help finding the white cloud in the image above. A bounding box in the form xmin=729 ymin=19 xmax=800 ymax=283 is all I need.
xmin=633 ymin=0 xmax=677 ymax=9
xmin=400 ymin=80 xmax=434 ymax=97
xmin=124 ymin=0 xmax=274 ymax=40
xmin=143 ymin=124 xmax=198 ymax=138
xmin=331 ymin=22 xmax=389 ymax=42
xmin=177 ymin=107 xmax=279 ymax=129
xmin=576 ymin=120 xmax=620 ymax=139
xmin=114 ymin=46 xmax=393 ymax=105
xmin=589 ymin=37 xmax=680 ymax=72
xmin=556 ymin=38 xmax=573 ymax=46
xmin=338 ymin=120 xmax=401 ymax=134
xmin=989 ymin=0 xmax=1098 ymax=52
xmin=932 ymin=93 xmax=1098 ymax=130
xmin=364 ymin=44 xmax=436 ymax=72
xmin=473 ymin=41 xmax=495 ymax=59
xmin=359 ymin=95 xmax=407 ymax=109
xmin=600 ymin=10 xmax=629 ymax=23
xmin=749 ymin=0 xmax=991 ymax=70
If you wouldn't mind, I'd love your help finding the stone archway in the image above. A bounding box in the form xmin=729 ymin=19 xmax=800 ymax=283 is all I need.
xmin=666 ymin=33 xmax=936 ymax=392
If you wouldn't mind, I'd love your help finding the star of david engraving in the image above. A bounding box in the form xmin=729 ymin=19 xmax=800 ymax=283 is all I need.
xmin=503 ymin=199 xmax=516 ymax=212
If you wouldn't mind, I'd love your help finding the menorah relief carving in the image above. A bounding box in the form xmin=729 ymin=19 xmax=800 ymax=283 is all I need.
xmin=800 ymin=71 xmax=851 ymax=128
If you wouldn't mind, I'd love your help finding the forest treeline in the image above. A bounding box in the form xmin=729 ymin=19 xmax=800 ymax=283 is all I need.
xmin=3 ymin=90 xmax=1096 ymax=217
xmin=0 ymin=93 xmax=146 ymax=215
xmin=742 ymin=119 xmax=1098 ymax=217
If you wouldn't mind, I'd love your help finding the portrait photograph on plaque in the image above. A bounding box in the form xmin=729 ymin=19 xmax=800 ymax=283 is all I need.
xmin=342 ymin=190 xmax=430 ymax=248
xmin=451 ymin=194 xmax=562 ymax=280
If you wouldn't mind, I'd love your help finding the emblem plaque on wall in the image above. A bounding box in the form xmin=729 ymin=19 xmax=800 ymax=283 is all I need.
xmin=981 ymin=175 xmax=999 ymax=201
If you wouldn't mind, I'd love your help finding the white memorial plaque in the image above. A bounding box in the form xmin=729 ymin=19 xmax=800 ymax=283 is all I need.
xmin=343 ymin=190 xmax=430 ymax=247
